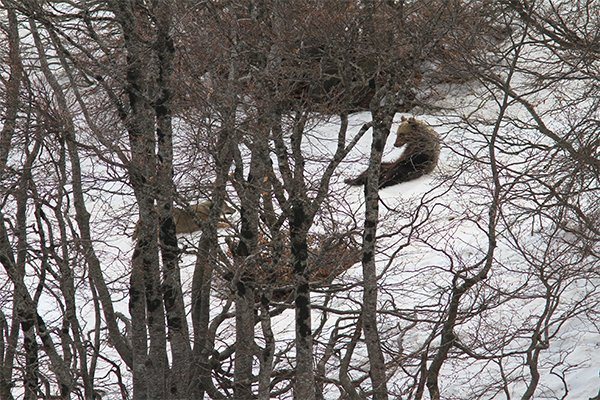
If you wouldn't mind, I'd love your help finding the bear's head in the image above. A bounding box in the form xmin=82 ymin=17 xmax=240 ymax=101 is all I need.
xmin=394 ymin=116 xmax=421 ymax=147
xmin=394 ymin=116 xmax=439 ymax=149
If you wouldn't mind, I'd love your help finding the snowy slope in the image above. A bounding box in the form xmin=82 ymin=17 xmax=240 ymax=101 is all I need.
xmin=314 ymin=109 xmax=599 ymax=399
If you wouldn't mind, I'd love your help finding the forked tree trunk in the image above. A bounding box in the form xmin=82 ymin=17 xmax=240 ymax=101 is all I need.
xmin=232 ymin=118 xmax=272 ymax=399
xmin=0 ymin=5 xmax=22 ymax=399
xmin=153 ymin=4 xmax=192 ymax=396
xmin=112 ymin=2 xmax=169 ymax=397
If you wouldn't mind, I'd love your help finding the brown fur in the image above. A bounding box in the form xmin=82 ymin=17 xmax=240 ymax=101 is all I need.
xmin=345 ymin=116 xmax=440 ymax=188
xmin=133 ymin=201 xmax=234 ymax=239
xmin=172 ymin=201 xmax=234 ymax=234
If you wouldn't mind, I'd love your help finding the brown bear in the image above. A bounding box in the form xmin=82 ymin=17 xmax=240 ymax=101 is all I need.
xmin=345 ymin=116 xmax=440 ymax=189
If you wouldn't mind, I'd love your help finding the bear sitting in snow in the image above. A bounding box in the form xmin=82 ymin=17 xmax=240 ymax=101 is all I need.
xmin=345 ymin=116 xmax=440 ymax=189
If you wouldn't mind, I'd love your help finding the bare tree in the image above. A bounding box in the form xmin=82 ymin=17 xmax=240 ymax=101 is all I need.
xmin=2 ymin=1 xmax=597 ymax=400
xmin=0 ymin=5 xmax=22 ymax=398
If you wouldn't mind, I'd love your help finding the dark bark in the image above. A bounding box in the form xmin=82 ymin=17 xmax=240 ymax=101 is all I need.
xmin=290 ymin=213 xmax=315 ymax=400
xmin=232 ymin=118 xmax=271 ymax=399
xmin=153 ymin=4 xmax=193 ymax=397
xmin=234 ymin=281 xmax=256 ymax=400
xmin=282 ymin=111 xmax=315 ymax=400
xmin=270 ymin=110 xmax=316 ymax=400
xmin=14 ymin=185 xmax=39 ymax=400
xmin=0 ymin=133 xmax=74 ymax=398
xmin=51 ymin=143 xmax=94 ymax=399
xmin=190 ymin=96 xmax=236 ymax=399
xmin=111 ymin=1 xmax=169 ymax=397
xmin=269 ymin=108 xmax=366 ymax=398
xmin=0 ymin=307 xmax=18 ymax=400
xmin=361 ymin=109 xmax=391 ymax=400
xmin=0 ymin=5 xmax=21 ymax=400
xmin=23 ymin=11 xmax=137 ymax=381
xmin=29 ymin=19 xmax=113 ymax=399
xmin=257 ymin=299 xmax=275 ymax=400
xmin=0 ymin=3 xmax=21 ymax=173
xmin=191 ymin=235 xmax=212 ymax=399
xmin=233 ymin=183 xmax=259 ymax=400
xmin=191 ymin=235 xmax=227 ymax=400
xmin=233 ymin=194 xmax=257 ymax=400
xmin=338 ymin=317 xmax=365 ymax=400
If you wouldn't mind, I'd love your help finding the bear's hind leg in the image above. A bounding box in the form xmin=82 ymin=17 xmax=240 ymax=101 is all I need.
xmin=345 ymin=171 xmax=368 ymax=186
xmin=346 ymin=162 xmax=396 ymax=187
xmin=379 ymin=154 xmax=432 ymax=188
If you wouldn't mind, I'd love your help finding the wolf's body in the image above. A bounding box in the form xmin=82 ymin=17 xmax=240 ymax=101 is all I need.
xmin=133 ymin=201 xmax=234 ymax=239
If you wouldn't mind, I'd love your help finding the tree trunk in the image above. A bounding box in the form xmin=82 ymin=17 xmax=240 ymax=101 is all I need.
xmin=361 ymin=109 xmax=392 ymax=400
xmin=257 ymin=299 xmax=275 ymax=400
xmin=291 ymin=205 xmax=316 ymax=400
xmin=191 ymin=235 xmax=212 ymax=399
xmin=232 ymin=119 xmax=272 ymax=399
xmin=153 ymin=4 xmax=193 ymax=396
xmin=112 ymin=1 xmax=169 ymax=397
xmin=0 ymin=5 xmax=22 ymax=399
xmin=191 ymin=234 xmax=227 ymax=400
xmin=234 ymin=283 xmax=255 ymax=400
xmin=0 ymin=3 xmax=21 ymax=173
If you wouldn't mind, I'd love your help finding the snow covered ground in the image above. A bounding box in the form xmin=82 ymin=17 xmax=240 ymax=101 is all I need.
xmin=3 ymin=44 xmax=597 ymax=400
xmin=298 ymin=109 xmax=599 ymax=399
xmin=160 ymin=104 xmax=598 ymax=398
